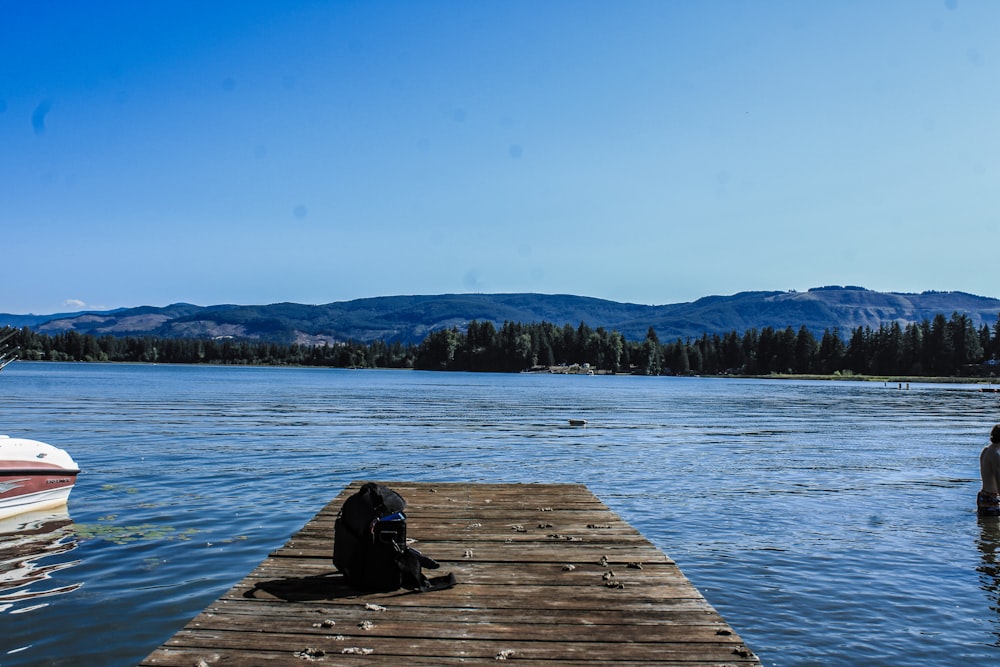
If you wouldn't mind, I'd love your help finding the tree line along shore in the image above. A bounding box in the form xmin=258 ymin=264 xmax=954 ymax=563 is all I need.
xmin=3 ymin=311 xmax=999 ymax=380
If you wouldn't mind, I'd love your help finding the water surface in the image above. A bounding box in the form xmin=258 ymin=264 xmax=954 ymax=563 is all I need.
xmin=1 ymin=363 xmax=998 ymax=665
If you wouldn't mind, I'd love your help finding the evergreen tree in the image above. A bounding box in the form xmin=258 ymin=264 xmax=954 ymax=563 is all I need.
xmin=901 ymin=323 xmax=924 ymax=375
xmin=991 ymin=314 xmax=1000 ymax=361
xmin=721 ymin=330 xmax=744 ymax=372
xmin=844 ymin=327 xmax=871 ymax=374
xmin=741 ymin=329 xmax=760 ymax=374
xmin=948 ymin=312 xmax=983 ymax=372
xmin=794 ymin=326 xmax=818 ymax=374
xmin=871 ymin=322 xmax=902 ymax=375
xmin=926 ymin=314 xmax=950 ymax=375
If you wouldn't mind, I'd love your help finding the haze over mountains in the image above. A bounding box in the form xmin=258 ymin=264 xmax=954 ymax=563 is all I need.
xmin=3 ymin=287 xmax=999 ymax=346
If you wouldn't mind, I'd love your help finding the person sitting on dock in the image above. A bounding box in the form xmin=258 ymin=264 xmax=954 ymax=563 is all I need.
xmin=978 ymin=424 xmax=1000 ymax=516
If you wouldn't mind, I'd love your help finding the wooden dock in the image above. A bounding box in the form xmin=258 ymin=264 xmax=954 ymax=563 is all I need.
xmin=140 ymin=482 xmax=760 ymax=666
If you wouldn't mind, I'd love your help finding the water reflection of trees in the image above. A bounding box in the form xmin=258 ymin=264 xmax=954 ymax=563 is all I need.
xmin=0 ymin=508 xmax=81 ymax=613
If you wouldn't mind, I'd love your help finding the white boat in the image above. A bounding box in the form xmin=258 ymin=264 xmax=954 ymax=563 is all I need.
xmin=0 ymin=437 xmax=80 ymax=520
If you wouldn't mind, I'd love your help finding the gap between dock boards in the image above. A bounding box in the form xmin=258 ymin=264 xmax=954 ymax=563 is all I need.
xmin=140 ymin=481 xmax=760 ymax=666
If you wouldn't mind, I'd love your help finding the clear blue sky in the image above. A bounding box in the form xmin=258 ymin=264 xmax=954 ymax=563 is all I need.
xmin=3 ymin=1 xmax=997 ymax=314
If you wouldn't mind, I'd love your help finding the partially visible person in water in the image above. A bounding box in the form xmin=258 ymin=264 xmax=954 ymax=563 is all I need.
xmin=978 ymin=424 xmax=1000 ymax=516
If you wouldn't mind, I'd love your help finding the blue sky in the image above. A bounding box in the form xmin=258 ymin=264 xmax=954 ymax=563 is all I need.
xmin=2 ymin=1 xmax=997 ymax=314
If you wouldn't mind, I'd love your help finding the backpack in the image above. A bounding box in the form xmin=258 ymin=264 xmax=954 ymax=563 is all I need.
xmin=333 ymin=482 xmax=456 ymax=592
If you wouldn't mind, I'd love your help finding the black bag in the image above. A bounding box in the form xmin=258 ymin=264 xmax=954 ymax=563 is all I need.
xmin=333 ymin=482 xmax=456 ymax=592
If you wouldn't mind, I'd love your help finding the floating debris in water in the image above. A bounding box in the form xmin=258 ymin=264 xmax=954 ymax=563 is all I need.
xmin=99 ymin=483 xmax=138 ymax=494
xmin=562 ymin=564 xmax=576 ymax=571
xmin=74 ymin=522 xmax=200 ymax=545
xmin=142 ymin=557 xmax=164 ymax=571
xmin=495 ymin=648 xmax=515 ymax=660
xmin=364 ymin=603 xmax=386 ymax=612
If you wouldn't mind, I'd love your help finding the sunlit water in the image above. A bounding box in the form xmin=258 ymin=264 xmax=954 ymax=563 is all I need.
xmin=1 ymin=363 xmax=999 ymax=666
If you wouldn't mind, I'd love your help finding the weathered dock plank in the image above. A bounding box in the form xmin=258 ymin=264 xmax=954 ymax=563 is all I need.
xmin=140 ymin=482 xmax=759 ymax=666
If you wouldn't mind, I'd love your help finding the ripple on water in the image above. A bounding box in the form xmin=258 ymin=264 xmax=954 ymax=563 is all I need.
xmin=1 ymin=366 xmax=1000 ymax=666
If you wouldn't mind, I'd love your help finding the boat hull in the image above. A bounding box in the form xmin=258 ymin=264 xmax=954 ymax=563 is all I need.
xmin=0 ymin=437 xmax=80 ymax=520
xmin=0 ymin=471 xmax=78 ymax=521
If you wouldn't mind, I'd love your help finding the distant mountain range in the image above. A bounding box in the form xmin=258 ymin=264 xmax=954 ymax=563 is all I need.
xmin=3 ymin=287 xmax=999 ymax=345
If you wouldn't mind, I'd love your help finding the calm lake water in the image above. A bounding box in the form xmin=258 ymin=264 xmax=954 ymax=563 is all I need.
xmin=1 ymin=362 xmax=999 ymax=666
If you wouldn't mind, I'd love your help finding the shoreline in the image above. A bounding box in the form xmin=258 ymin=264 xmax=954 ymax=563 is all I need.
xmin=725 ymin=373 xmax=996 ymax=385
xmin=8 ymin=359 xmax=999 ymax=386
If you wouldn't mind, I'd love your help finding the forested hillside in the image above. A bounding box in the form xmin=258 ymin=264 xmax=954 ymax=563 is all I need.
xmin=5 ymin=310 xmax=999 ymax=378
xmin=3 ymin=287 xmax=999 ymax=346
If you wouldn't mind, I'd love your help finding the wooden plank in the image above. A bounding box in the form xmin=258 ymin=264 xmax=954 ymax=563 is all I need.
xmin=240 ymin=560 xmax=700 ymax=590
xmin=139 ymin=482 xmax=760 ymax=666
xmin=157 ymin=631 xmax=751 ymax=662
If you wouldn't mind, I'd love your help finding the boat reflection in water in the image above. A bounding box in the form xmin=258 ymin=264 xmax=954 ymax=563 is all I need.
xmin=0 ymin=507 xmax=81 ymax=614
